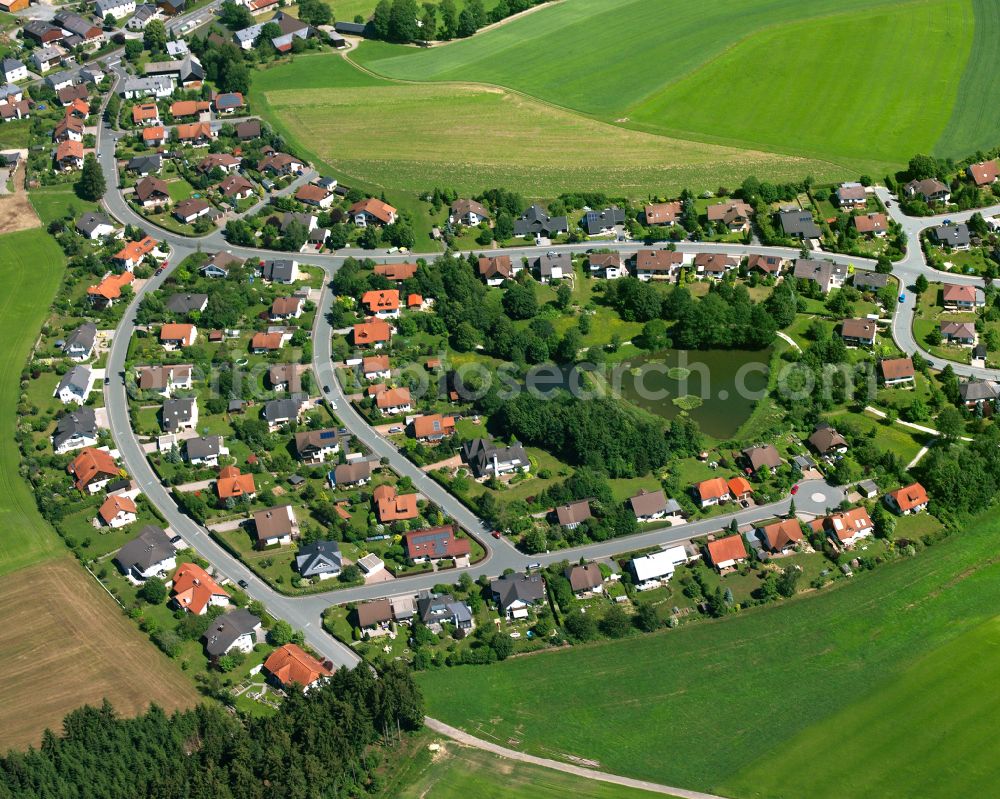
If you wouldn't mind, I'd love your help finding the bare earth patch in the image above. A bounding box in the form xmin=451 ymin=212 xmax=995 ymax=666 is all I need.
xmin=0 ymin=164 xmax=41 ymax=234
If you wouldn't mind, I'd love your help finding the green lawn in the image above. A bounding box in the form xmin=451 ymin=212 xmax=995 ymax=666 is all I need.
xmin=415 ymin=509 xmax=1000 ymax=795
xmin=0 ymin=230 xmax=67 ymax=575
xmin=29 ymin=186 xmax=99 ymax=226
xmin=0 ymin=119 xmax=29 ymax=150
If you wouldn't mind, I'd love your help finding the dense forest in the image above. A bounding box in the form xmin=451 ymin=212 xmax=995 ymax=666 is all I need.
xmin=0 ymin=664 xmax=423 ymax=799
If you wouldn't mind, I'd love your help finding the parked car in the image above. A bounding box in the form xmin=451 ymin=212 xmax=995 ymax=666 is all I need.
xmin=790 ymin=484 xmax=800 ymax=495
xmin=491 ymin=531 xmax=502 ymax=539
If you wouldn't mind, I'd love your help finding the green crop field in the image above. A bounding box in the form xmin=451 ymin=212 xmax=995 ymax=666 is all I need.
xmin=0 ymin=230 xmax=67 ymax=575
xmin=386 ymin=740 xmax=671 ymax=799
xmin=252 ymin=55 xmax=844 ymax=196
xmin=415 ymin=510 xmax=1000 ymax=796
xmin=253 ymin=0 xmax=999 ymax=197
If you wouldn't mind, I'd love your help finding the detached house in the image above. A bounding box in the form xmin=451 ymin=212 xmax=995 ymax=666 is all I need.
xmin=629 ymin=489 xmax=676 ymax=522
xmin=330 ymin=460 xmax=373 ymax=488
xmin=931 ymin=224 xmax=971 ymax=250
xmin=403 ymin=525 xmax=470 ymax=562
xmin=373 ymin=483 xmax=418 ymax=522
xmin=808 ymin=422 xmax=848 ymax=456
xmin=854 ymin=213 xmax=888 ymax=237
xmin=694 ymin=477 xmax=730 ymax=508
xmin=54 ymin=364 xmax=95 ymax=405
xmin=294 ymin=428 xmax=341 ymax=464
xmin=792 ymin=258 xmax=847 ymax=294
xmin=253 ymin=505 xmax=299 ymax=548
xmin=706 ymin=534 xmax=748 ymax=572
xmin=634 ymin=248 xmax=682 ymax=282
xmin=513 ymin=204 xmax=568 ymax=238
xmin=835 ymin=182 xmax=867 ymax=209
xmin=942 ymin=283 xmax=984 ymax=309
xmin=55 ymin=140 xmax=84 ymax=171
xmin=904 ymin=178 xmax=950 ymax=204
xmin=478 ymin=255 xmax=518 ymax=286
xmin=582 ymin=207 xmax=625 ymax=236
xmin=742 ymin=444 xmax=782 ymax=475
xmin=115 ymin=525 xmax=176 ymax=582
xmin=295 ymin=183 xmax=334 ymax=209
xmin=746 ymin=253 xmax=786 ymax=276
xmin=536 ymin=251 xmax=571 ymax=283
xmin=940 ymin=321 xmax=977 ymax=346
xmin=817 ymin=506 xmax=873 ymax=548
xmin=588 ymin=252 xmax=627 ymax=279
xmin=967 ymin=160 xmax=999 ymax=187
xmin=263 ymin=398 xmax=303 ymax=429
xmin=135 ymin=176 xmax=171 ymax=208
xmin=555 ymin=499 xmax=592 ymax=529
xmin=216 ymin=465 xmax=256 ymax=502
xmin=629 ymin=545 xmax=691 ymax=588
xmin=643 ymin=201 xmax=681 ymax=226
xmin=779 ymin=208 xmax=821 ymax=240
xmin=203 ymin=609 xmax=262 ymax=658
xmin=159 ymin=323 xmax=197 ymax=350
xmin=362 ymin=354 xmax=391 ymax=381
xmin=361 ymin=289 xmax=400 ymax=319
xmin=349 ymin=197 xmax=397 ymax=227
xmin=185 ymin=435 xmax=227 ymax=466
xmin=885 ymin=482 xmax=928 ymax=515
xmin=461 ymin=437 xmax=529 ymax=479
xmin=759 ymin=518 xmax=803 ymax=555
xmin=62 ymin=322 xmax=97 ymax=361
xmin=216 ymin=174 xmax=255 ymax=202
xmin=171 ymin=563 xmax=229 ymax=615
xmin=98 ymin=493 xmax=138 ymax=528
xmin=295 ymin=540 xmax=342 ymax=580
xmin=68 ymin=447 xmax=119 ymax=493
xmin=52 ymin=407 xmax=98 ymax=454
xmin=162 ymin=396 xmax=198 ymax=433
xmin=257 ymin=151 xmax=305 ymax=175
xmin=449 ymin=198 xmax=490 ymax=226
xmin=264 ymin=644 xmax=331 ymax=692
xmin=375 ymin=387 xmax=411 ymax=415
xmin=260 ymin=259 xmax=299 ymax=284
xmin=490 ymin=572 xmax=545 ymax=619
xmin=879 ymin=356 xmax=915 ymax=387
xmin=565 ymin=563 xmax=603 ymax=595
xmin=411 ymin=413 xmax=455 ymax=442
xmin=138 ymin=364 xmax=193 ymax=397
xmin=841 ymin=318 xmax=878 ymax=347
xmin=706 ymin=199 xmax=752 ymax=233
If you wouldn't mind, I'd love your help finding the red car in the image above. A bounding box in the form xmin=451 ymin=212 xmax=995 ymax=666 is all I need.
xmin=491 ymin=531 xmax=502 ymax=539
xmin=790 ymin=484 xmax=800 ymax=495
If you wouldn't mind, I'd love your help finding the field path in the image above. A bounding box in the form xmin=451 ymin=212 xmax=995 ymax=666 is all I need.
xmin=425 ymin=717 xmax=731 ymax=799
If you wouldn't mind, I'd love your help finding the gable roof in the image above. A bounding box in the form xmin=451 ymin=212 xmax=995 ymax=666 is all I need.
xmin=295 ymin=540 xmax=342 ymax=578
xmin=349 ymin=197 xmax=397 ymax=223
xmin=565 ymin=563 xmax=603 ymax=592
xmin=115 ymin=525 xmax=174 ymax=573
xmin=743 ymin=444 xmax=782 ymax=471
xmin=402 ymin=525 xmax=470 ymax=559
xmin=879 ymin=357 xmax=914 ymax=381
xmin=760 ymin=518 xmax=803 ymax=551
xmin=216 ymin=465 xmax=256 ymax=499
xmin=888 ymin=482 xmax=928 ymax=512
xmin=67 ymin=447 xmax=118 ymax=489
xmin=696 ymin=476 xmax=729 ymax=501
xmin=171 ymin=562 xmax=228 ymax=614
xmin=629 ymin=488 xmax=668 ymax=517
xmin=706 ymin=534 xmax=747 ymax=566
xmin=264 ymin=643 xmax=331 ymax=687
xmin=98 ymin=493 xmax=136 ymax=524
xmin=203 ymin=608 xmax=260 ymax=657
xmin=555 ymin=499 xmax=592 ymax=526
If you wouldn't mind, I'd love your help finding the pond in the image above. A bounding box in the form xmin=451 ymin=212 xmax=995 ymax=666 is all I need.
xmin=613 ymin=348 xmax=773 ymax=439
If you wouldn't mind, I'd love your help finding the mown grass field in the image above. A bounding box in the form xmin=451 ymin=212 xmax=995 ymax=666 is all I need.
xmin=253 ymin=55 xmax=846 ymax=196
xmin=0 ymin=559 xmax=199 ymax=750
xmin=0 ymin=230 xmax=67 ymax=576
xmin=416 ymin=509 xmax=1000 ymax=795
xmin=29 ymin=185 xmax=100 ymax=227
xmin=385 ymin=740 xmax=671 ymax=799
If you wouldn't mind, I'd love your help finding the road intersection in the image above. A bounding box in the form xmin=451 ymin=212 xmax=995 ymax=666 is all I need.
xmin=91 ymin=66 xmax=1000 ymax=667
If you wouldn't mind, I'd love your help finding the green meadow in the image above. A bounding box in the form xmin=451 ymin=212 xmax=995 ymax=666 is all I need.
xmin=415 ymin=510 xmax=1000 ymax=796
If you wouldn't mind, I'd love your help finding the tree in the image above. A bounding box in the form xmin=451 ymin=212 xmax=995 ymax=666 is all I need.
xmin=124 ymin=39 xmax=143 ymax=61
xmin=372 ymin=0 xmax=393 ymax=39
xmin=599 ymin=604 xmax=631 ymax=638
xmin=143 ymin=19 xmax=168 ymax=53
xmin=456 ymin=7 xmax=477 ymax=36
xmin=269 ymin=619 xmax=294 ymax=645
xmin=220 ymin=0 xmax=254 ymax=28
xmin=871 ymin=503 xmax=895 ymax=541
xmin=936 ymin=405 xmax=964 ymax=441
xmin=635 ymin=603 xmax=660 ymax=632
xmin=466 ymin=0 xmax=486 ymax=26
xmin=495 ymin=210 xmax=514 ymax=240
xmin=502 ymin=282 xmax=537 ymax=319
xmin=76 ymin=154 xmax=106 ymax=201
xmin=438 ymin=0 xmax=458 ymax=37
xmin=776 ymin=566 xmax=800 ymax=598
xmin=138 ymin=577 xmax=167 ymax=604
xmin=908 ymin=154 xmax=938 ymax=181
xmin=297 ymin=0 xmax=331 ymax=25
xmin=103 ymin=13 xmax=116 ymax=27
xmin=563 ymin=610 xmax=597 ymax=641
xmin=490 ymin=632 xmax=514 ymax=660
xmin=219 ymin=58 xmax=250 ymax=94
xmin=388 ymin=0 xmax=420 ymax=42
xmin=914 ymin=273 xmax=929 ymax=295
xmin=339 ymin=564 xmax=361 ymax=583
xmin=555 ymin=282 xmax=572 ymax=310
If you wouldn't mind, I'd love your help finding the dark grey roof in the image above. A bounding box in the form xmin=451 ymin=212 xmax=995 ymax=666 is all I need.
xmin=490 ymin=572 xmax=545 ymax=610
xmin=203 ymin=609 xmax=260 ymax=657
xmin=930 ymin=224 xmax=970 ymax=248
xmin=582 ymin=207 xmax=625 ymax=235
xmin=536 ymin=251 xmax=571 ymax=277
xmin=261 ymin=259 xmax=297 ymax=282
xmin=417 ymin=592 xmax=472 ymax=626
xmin=53 ymin=12 xmax=101 ymax=38
xmin=165 ymin=292 xmax=208 ymax=314
xmin=144 ymin=54 xmax=203 ymax=82
xmin=115 ymin=525 xmax=174 ymax=573
xmin=852 ymin=271 xmax=889 ymax=290
xmin=52 ymin=406 xmax=98 ymax=450
xmin=185 ymin=435 xmax=223 ymax=460
xmin=127 ymin=154 xmax=162 ymax=174
xmin=76 ymin=212 xmax=113 ymax=237
xmin=779 ymin=209 xmax=822 ymax=239
xmin=57 ymin=365 xmax=92 ymax=396
xmin=295 ymin=540 xmax=342 ymax=578
xmin=959 ymin=380 xmax=998 ymax=402
xmin=513 ymin=204 xmax=568 ymax=237
xmin=1 ymin=57 xmax=24 ymax=73
xmin=460 ymin=436 xmax=529 ymax=478
xmin=63 ymin=321 xmax=97 ymax=355
xmin=280 ymin=212 xmax=315 ymax=232
xmin=23 ymin=20 xmax=59 ymax=39
xmin=263 ymin=397 xmax=302 ymax=424
xmin=334 ymin=20 xmax=367 ymax=34
xmin=162 ymin=397 xmax=196 ymax=432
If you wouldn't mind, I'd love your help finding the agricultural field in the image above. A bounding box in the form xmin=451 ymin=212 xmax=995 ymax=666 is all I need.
xmin=383 ymin=738 xmax=672 ymax=799
xmin=0 ymin=558 xmax=199 ymax=751
xmin=251 ymin=55 xmax=836 ymax=197
xmin=415 ymin=509 xmax=1000 ymax=796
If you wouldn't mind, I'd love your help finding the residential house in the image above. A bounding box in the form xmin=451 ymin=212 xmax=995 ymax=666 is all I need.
xmin=175 ymin=122 xmax=214 ymax=145
xmin=759 ymin=518 xmax=803 ymax=555
xmin=808 ymin=422 xmax=848 ymax=456
xmin=137 ymin=364 xmax=193 ymax=396
xmin=119 ymin=76 xmax=173 ymax=99
xmin=841 ymin=318 xmax=878 ymax=347
xmin=135 ymin=176 xmax=171 ymax=208
xmin=32 ymin=47 xmax=65 ymax=74
xmin=706 ymin=534 xmax=748 ymax=571
xmin=159 ymin=323 xmax=197 ymax=349
xmin=879 ymin=356 xmax=915 ymax=387
xmin=165 ymin=292 xmax=208 ymax=315
xmin=262 ymin=398 xmax=303 ymax=429
xmin=852 ymin=271 xmax=889 ymax=291
xmin=203 ymin=609 xmax=261 ymax=658
xmin=268 ymin=363 xmax=304 ymax=392
xmin=54 ymin=115 xmax=84 ymax=143
xmin=185 ymin=435 xmax=227 ymax=466
xmin=201 ymin=250 xmax=241 ymax=278
xmin=694 ymin=476 xmax=730 ymax=508
xmin=818 ymin=506 xmax=874 ymax=548
xmin=373 ymin=262 xmax=417 ymax=281
xmin=87 ymin=271 xmax=134 ymax=309
xmin=55 ymin=140 xmax=84 ymax=171
xmin=352 ymin=318 xmax=392 ymax=348
xmin=294 ymin=428 xmax=341 ymax=464
xmin=513 ymin=204 xmax=568 ymax=238
xmin=171 ymin=99 xmax=210 ymax=118
xmin=76 ymin=212 xmax=114 ymax=239
xmin=746 ymin=253 xmax=785 ymax=276
xmin=247 ymin=329 xmax=292 ymax=353
xmin=54 ymin=364 xmax=95 ymax=405
xmin=490 ymin=572 xmax=545 ymax=619
xmin=127 ymin=153 xmax=162 ymax=176
xmin=940 ymin=321 xmax=977 ymax=346
xmin=942 ymin=282 xmax=984 ymax=309
xmin=403 ymin=525 xmax=471 ymax=562
xmin=235 ymin=119 xmax=261 ymax=140
xmin=634 ymin=248 xmax=682 ymax=281
xmin=98 ymin=493 xmax=137 ymax=528
xmin=416 ymin=592 xmax=474 ymax=633
xmin=173 ymin=198 xmax=213 ymax=224
xmin=257 ymin=151 xmax=305 ymax=175
xmin=885 ymin=482 xmax=929 ymax=515
xmin=449 ymin=198 xmax=490 ymax=226
xmin=727 ymin=476 xmax=753 ymax=503
xmin=354 ymin=598 xmax=393 ymax=632
xmin=629 ymin=545 xmax=691 ymax=588
xmin=141 ymin=125 xmax=167 ymax=146
xmin=68 ymin=447 xmax=119 ymax=492
xmin=349 ymin=197 xmax=397 ymax=226
xmin=114 ymin=525 xmax=176 ymax=581
xmin=958 ymin=379 xmax=998 ymax=410
xmin=361 ymin=289 xmax=400 ymax=319
xmin=216 ymin=465 xmax=256 ymax=501
xmin=295 ymin=540 xmax=342 ymax=580
xmin=253 ymin=505 xmax=299 ymax=548
xmin=263 ymin=644 xmax=332 ymax=691
xmin=628 ymin=488 xmax=676 ymax=522
xmin=565 ymin=563 xmax=604 ymax=595
xmin=931 ymin=224 xmax=971 ymax=250
xmin=694 ymin=252 xmax=738 ymax=279
xmin=1 ymin=58 xmax=27 ymax=84
xmin=216 ymin=174 xmax=255 ymax=201
xmin=144 ymin=54 xmax=204 ymax=87
xmin=260 ymin=259 xmax=299 ymax=284
xmin=706 ymin=200 xmax=753 ymax=233
xmin=478 ymin=255 xmax=516 ymax=286
xmin=52 ymin=406 xmax=99 ymax=454
xmin=967 ymin=160 xmax=999 ymax=187
xmin=904 ymin=178 xmax=950 ymax=204
xmin=361 ymin=354 xmax=391 ymax=381
xmin=742 ymin=444 xmax=782 ymax=475
xmin=295 ymin=183 xmax=333 ymax=208
xmin=779 ymin=208 xmax=821 ymax=239
xmin=126 ymin=4 xmax=160 ymax=29
xmin=373 ymin=483 xmax=418 ymax=522
xmin=460 ymin=436 xmax=530 ymax=479
xmin=162 ymin=396 xmax=197 ymax=433
xmin=214 ymin=91 xmax=244 ymax=113
xmin=411 ymin=413 xmax=455 ymax=442
xmin=554 ymin=499 xmax=592 ymax=529
xmin=792 ymin=258 xmax=848 ymax=294
xmin=587 ymin=252 xmax=627 ymax=279
xmin=198 ymin=152 xmax=240 ymax=173
xmin=62 ymin=321 xmax=97 ymax=360
xmin=582 ymin=207 xmax=625 ymax=236
xmin=270 ymin=295 xmax=304 ymax=320
xmin=642 ymin=201 xmax=681 ymax=226
xmin=536 ymin=251 xmax=571 ymax=283
xmin=835 ymin=182 xmax=867 ymax=209
xmin=279 ymin=211 xmax=317 ymax=234
xmin=330 ymin=460 xmax=373 ymax=488
xmin=854 ymin=212 xmax=888 ymax=237
xmin=375 ymin=386 xmax=411 ymax=415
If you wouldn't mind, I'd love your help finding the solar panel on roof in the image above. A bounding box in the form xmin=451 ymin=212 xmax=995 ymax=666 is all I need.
xmin=320 ymin=431 xmax=335 ymax=439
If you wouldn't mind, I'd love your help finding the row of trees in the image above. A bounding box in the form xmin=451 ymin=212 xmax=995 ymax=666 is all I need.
xmin=0 ymin=665 xmax=423 ymax=798
xmin=371 ymin=0 xmax=546 ymax=43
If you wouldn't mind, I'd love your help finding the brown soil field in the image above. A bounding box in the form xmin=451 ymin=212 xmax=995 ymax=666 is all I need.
xmin=0 ymin=557 xmax=199 ymax=751
xmin=0 ymin=163 xmax=41 ymax=235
